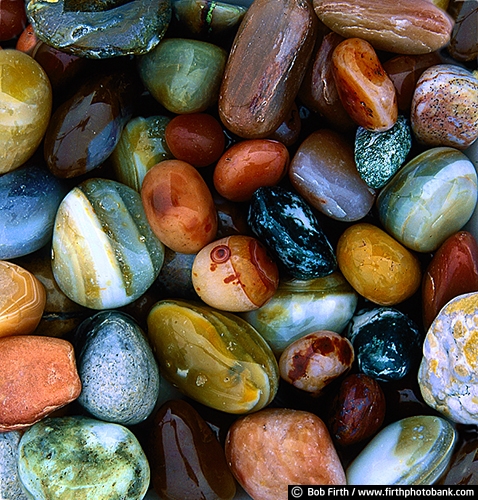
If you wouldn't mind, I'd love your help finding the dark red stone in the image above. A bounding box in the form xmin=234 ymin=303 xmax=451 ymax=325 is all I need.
xmin=328 ymin=373 xmax=386 ymax=447
xmin=0 ymin=0 xmax=26 ymax=41
xmin=422 ymin=230 xmax=478 ymax=331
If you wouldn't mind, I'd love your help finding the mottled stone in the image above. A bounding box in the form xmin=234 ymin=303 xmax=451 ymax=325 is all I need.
xmin=411 ymin=64 xmax=478 ymax=150
xmin=377 ymin=147 xmax=478 ymax=253
xmin=26 ymin=0 xmax=171 ymax=58
xmin=354 ymin=115 xmax=412 ymax=189
xmin=72 ymin=311 xmax=160 ymax=425
xmin=418 ymin=292 xmax=478 ymax=425
xmin=289 ymin=129 xmax=376 ymax=220
xmin=18 ymin=416 xmax=150 ymax=499
xmin=226 ymin=408 xmax=346 ymax=499
xmin=347 ymin=415 xmax=457 ymax=484
xmin=0 ymin=431 xmax=29 ymax=500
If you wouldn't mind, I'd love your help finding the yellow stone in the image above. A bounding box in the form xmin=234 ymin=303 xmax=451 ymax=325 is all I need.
xmin=0 ymin=49 xmax=52 ymax=174
xmin=337 ymin=223 xmax=421 ymax=305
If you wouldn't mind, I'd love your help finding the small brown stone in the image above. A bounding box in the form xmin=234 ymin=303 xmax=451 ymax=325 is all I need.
xmin=0 ymin=335 xmax=82 ymax=432
xmin=225 ymin=408 xmax=346 ymax=499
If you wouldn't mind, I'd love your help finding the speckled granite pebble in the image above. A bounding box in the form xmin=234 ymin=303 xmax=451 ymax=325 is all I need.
xmin=0 ymin=431 xmax=29 ymax=500
xmin=418 ymin=292 xmax=478 ymax=425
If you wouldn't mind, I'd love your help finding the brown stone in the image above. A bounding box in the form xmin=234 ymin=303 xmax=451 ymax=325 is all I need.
xmin=225 ymin=408 xmax=346 ymax=499
xmin=218 ymin=0 xmax=318 ymax=139
xmin=0 ymin=335 xmax=82 ymax=432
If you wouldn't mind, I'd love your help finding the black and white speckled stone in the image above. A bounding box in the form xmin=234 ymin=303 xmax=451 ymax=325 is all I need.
xmin=72 ymin=310 xmax=160 ymax=425
xmin=248 ymin=186 xmax=337 ymax=280
xmin=354 ymin=115 xmax=412 ymax=189
xmin=0 ymin=431 xmax=30 ymax=500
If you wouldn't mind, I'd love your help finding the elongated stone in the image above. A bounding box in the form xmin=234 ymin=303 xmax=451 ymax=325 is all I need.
xmin=52 ymin=178 xmax=165 ymax=310
xmin=0 ymin=335 xmax=82 ymax=432
xmin=377 ymin=147 xmax=478 ymax=253
xmin=17 ymin=416 xmax=150 ymax=499
xmin=346 ymin=415 xmax=457 ymax=484
xmin=289 ymin=129 xmax=376 ymax=221
xmin=218 ymin=0 xmax=318 ymax=138
xmin=0 ymin=431 xmax=29 ymax=500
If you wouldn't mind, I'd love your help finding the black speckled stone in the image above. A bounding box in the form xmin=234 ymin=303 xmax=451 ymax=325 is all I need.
xmin=72 ymin=310 xmax=160 ymax=425
xmin=346 ymin=307 xmax=422 ymax=382
xmin=248 ymin=186 xmax=337 ymax=280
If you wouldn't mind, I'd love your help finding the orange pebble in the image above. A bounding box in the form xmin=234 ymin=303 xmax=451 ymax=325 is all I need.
xmin=332 ymin=37 xmax=398 ymax=131
xmin=213 ymin=139 xmax=289 ymax=202
xmin=141 ymin=159 xmax=218 ymax=254
xmin=0 ymin=260 xmax=46 ymax=338
xmin=337 ymin=223 xmax=421 ymax=305
xmin=0 ymin=335 xmax=82 ymax=431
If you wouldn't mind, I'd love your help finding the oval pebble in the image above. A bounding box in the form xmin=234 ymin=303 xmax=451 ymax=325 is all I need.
xmin=17 ymin=416 xmax=150 ymax=500
xmin=72 ymin=311 xmax=160 ymax=425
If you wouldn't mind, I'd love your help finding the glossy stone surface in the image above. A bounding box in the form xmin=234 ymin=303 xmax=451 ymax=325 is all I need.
xmin=0 ymin=163 xmax=67 ymax=259
xmin=147 ymin=399 xmax=236 ymax=500
xmin=418 ymin=292 xmax=478 ymax=425
xmin=337 ymin=223 xmax=422 ymax=306
xmin=289 ymin=129 xmax=376 ymax=220
xmin=0 ymin=49 xmax=52 ymax=175
xmin=346 ymin=307 xmax=422 ymax=382
xmin=147 ymin=299 xmax=279 ymax=414
xmin=411 ymin=64 xmax=478 ymax=150
xmin=192 ymin=235 xmax=279 ymax=312
xmin=354 ymin=115 xmax=412 ymax=189
xmin=313 ymin=0 xmax=454 ymax=55
xmin=138 ymin=38 xmax=227 ymax=114
xmin=0 ymin=0 xmax=27 ymax=41
xmin=382 ymin=52 xmax=443 ymax=112
xmin=154 ymin=247 xmax=197 ymax=300
xmin=422 ymin=231 xmax=478 ymax=331
xmin=213 ymin=139 xmax=289 ymax=202
xmin=52 ymin=178 xmax=165 ymax=310
xmin=26 ymin=0 xmax=171 ymax=58
xmin=218 ymin=0 xmax=318 ymax=138
xmin=279 ymin=330 xmax=354 ymax=395
xmin=172 ymin=0 xmax=247 ymax=39
xmin=377 ymin=147 xmax=478 ymax=253
xmin=332 ymin=37 xmax=398 ymax=132
xmin=346 ymin=415 xmax=457 ymax=484
xmin=165 ymin=112 xmax=225 ymax=168
xmin=241 ymin=272 xmax=358 ymax=355
xmin=141 ymin=159 xmax=218 ymax=253
xmin=226 ymin=408 xmax=346 ymax=499
xmin=72 ymin=311 xmax=159 ymax=425
xmin=44 ymin=70 xmax=137 ymax=178
xmin=0 ymin=431 xmax=29 ymax=500
xmin=111 ymin=115 xmax=173 ymax=192
xmin=0 ymin=335 xmax=81 ymax=432
xmin=448 ymin=0 xmax=478 ymax=62
xmin=0 ymin=260 xmax=46 ymax=338
xmin=248 ymin=186 xmax=337 ymax=280
xmin=328 ymin=373 xmax=386 ymax=447
xmin=298 ymin=31 xmax=355 ymax=132
xmin=18 ymin=416 xmax=150 ymax=499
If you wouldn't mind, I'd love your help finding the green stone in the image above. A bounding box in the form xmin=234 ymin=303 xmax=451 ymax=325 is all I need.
xmin=137 ymin=38 xmax=227 ymax=114
xmin=354 ymin=115 xmax=412 ymax=189
xmin=26 ymin=0 xmax=171 ymax=58
xmin=17 ymin=416 xmax=150 ymax=499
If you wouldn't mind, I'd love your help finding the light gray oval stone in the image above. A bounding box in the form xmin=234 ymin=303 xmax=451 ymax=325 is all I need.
xmin=0 ymin=431 xmax=30 ymax=500
xmin=18 ymin=416 xmax=150 ymax=500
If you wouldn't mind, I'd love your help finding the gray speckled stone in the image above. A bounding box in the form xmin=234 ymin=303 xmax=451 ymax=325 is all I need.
xmin=354 ymin=115 xmax=412 ymax=189
xmin=18 ymin=416 xmax=150 ymax=500
xmin=0 ymin=431 xmax=30 ymax=500
xmin=73 ymin=311 xmax=160 ymax=425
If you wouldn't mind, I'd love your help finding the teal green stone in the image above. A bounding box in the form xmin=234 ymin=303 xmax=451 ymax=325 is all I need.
xmin=354 ymin=115 xmax=412 ymax=189
xmin=18 ymin=416 xmax=150 ymax=499
xmin=377 ymin=147 xmax=478 ymax=253
xmin=111 ymin=115 xmax=174 ymax=192
xmin=26 ymin=0 xmax=171 ymax=58
xmin=137 ymin=38 xmax=227 ymax=114
xmin=52 ymin=178 xmax=165 ymax=310
xmin=347 ymin=415 xmax=457 ymax=485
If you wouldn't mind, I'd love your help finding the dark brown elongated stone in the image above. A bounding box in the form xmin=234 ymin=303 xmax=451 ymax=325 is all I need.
xmin=218 ymin=0 xmax=318 ymax=139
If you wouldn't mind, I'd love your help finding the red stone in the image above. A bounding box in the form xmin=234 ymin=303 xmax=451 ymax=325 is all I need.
xmin=0 ymin=0 xmax=26 ymax=41
xmin=422 ymin=231 xmax=478 ymax=331
xmin=165 ymin=113 xmax=226 ymax=168
xmin=328 ymin=373 xmax=386 ymax=447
